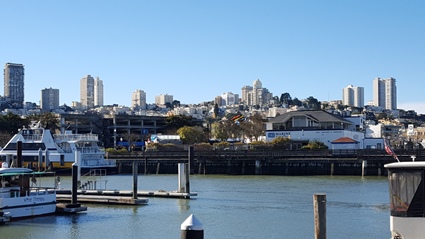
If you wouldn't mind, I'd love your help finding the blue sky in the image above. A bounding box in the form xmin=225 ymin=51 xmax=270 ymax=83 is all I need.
xmin=1 ymin=1 xmax=425 ymax=113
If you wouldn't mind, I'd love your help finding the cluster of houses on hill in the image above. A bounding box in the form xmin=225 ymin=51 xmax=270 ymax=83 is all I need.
xmin=2 ymin=99 xmax=424 ymax=151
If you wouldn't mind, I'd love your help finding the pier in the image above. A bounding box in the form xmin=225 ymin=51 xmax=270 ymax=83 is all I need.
xmin=106 ymin=148 xmax=425 ymax=176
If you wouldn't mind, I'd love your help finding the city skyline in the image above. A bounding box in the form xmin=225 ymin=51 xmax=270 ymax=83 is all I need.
xmin=1 ymin=1 xmax=424 ymax=112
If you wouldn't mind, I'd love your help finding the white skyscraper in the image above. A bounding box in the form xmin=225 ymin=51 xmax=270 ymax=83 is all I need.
xmin=221 ymin=92 xmax=236 ymax=106
xmin=132 ymin=89 xmax=147 ymax=109
xmin=241 ymin=79 xmax=272 ymax=106
xmin=80 ymin=75 xmax=103 ymax=109
xmin=342 ymin=85 xmax=364 ymax=107
xmin=373 ymin=77 xmax=397 ymax=110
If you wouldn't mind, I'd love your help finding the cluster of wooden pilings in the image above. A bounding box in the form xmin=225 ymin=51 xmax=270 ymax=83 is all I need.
xmin=111 ymin=147 xmax=397 ymax=176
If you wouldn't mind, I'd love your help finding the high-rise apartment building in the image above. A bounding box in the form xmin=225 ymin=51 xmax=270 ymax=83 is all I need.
xmin=80 ymin=75 xmax=103 ymax=109
xmin=342 ymin=85 xmax=364 ymax=107
xmin=41 ymin=88 xmax=59 ymax=112
xmin=373 ymin=77 xmax=397 ymax=110
xmin=155 ymin=94 xmax=173 ymax=105
xmin=132 ymin=89 xmax=146 ymax=109
xmin=221 ymin=92 xmax=237 ymax=106
xmin=241 ymin=79 xmax=272 ymax=106
xmin=214 ymin=96 xmax=223 ymax=106
xmin=94 ymin=77 xmax=103 ymax=106
xmin=4 ymin=63 xmax=25 ymax=108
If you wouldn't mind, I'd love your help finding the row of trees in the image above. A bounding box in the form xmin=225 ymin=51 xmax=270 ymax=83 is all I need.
xmin=174 ymin=113 xmax=265 ymax=145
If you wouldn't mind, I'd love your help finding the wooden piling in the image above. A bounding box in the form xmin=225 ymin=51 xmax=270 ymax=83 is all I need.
xmin=17 ymin=141 xmax=22 ymax=168
xmin=362 ymin=160 xmax=367 ymax=176
xmin=185 ymin=163 xmax=190 ymax=195
xmin=72 ymin=164 xmax=78 ymax=205
xmin=313 ymin=193 xmax=326 ymax=239
xmin=156 ymin=163 xmax=160 ymax=174
xmin=144 ymin=156 xmax=148 ymax=175
xmin=132 ymin=161 xmax=138 ymax=199
xmin=188 ymin=146 xmax=194 ymax=174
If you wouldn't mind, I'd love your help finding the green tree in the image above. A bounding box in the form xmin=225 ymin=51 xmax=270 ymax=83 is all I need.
xmin=280 ymin=93 xmax=292 ymax=106
xmin=27 ymin=113 xmax=60 ymax=132
xmin=165 ymin=115 xmax=195 ymax=133
xmin=177 ymin=126 xmax=206 ymax=144
xmin=213 ymin=103 xmax=220 ymax=118
xmin=120 ymin=132 xmax=141 ymax=151
xmin=302 ymin=140 xmax=328 ymax=149
xmin=271 ymin=136 xmax=292 ymax=149
xmin=172 ymin=100 xmax=181 ymax=108
xmin=306 ymin=96 xmax=321 ymax=110
xmin=0 ymin=113 xmax=29 ymax=135
xmin=292 ymin=97 xmax=302 ymax=107
xmin=211 ymin=120 xmax=232 ymax=141
xmin=240 ymin=113 xmax=265 ymax=141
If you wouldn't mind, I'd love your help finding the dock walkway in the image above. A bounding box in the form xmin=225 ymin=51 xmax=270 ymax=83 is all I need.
xmin=56 ymin=189 xmax=197 ymax=205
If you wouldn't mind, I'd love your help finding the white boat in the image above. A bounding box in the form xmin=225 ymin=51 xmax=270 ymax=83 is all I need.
xmin=0 ymin=122 xmax=116 ymax=173
xmin=385 ymin=161 xmax=425 ymax=239
xmin=0 ymin=166 xmax=57 ymax=220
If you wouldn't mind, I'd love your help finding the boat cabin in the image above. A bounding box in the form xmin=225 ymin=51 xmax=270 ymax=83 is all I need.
xmin=385 ymin=162 xmax=425 ymax=238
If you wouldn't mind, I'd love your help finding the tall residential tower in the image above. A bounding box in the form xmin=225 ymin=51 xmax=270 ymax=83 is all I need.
xmin=41 ymin=88 xmax=60 ymax=112
xmin=342 ymin=85 xmax=364 ymax=107
xmin=4 ymin=63 xmax=25 ymax=108
xmin=80 ymin=75 xmax=104 ymax=109
xmin=132 ymin=89 xmax=147 ymax=109
xmin=373 ymin=77 xmax=397 ymax=110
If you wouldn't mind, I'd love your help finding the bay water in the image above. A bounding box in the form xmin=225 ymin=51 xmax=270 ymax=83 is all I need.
xmin=1 ymin=174 xmax=390 ymax=239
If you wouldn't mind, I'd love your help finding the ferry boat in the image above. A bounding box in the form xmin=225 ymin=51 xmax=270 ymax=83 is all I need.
xmin=0 ymin=122 xmax=116 ymax=173
xmin=0 ymin=165 xmax=57 ymax=220
xmin=385 ymin=161 xmax=425 ymax=239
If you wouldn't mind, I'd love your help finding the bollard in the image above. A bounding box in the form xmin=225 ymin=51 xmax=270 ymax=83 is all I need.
xmin=181 ymin=214 xmax=204 ymax=239
xmin=72 ymin=163 xmax=78 ymax=205
xmin=17 ymin=141 xmax=22 ymax=168
xmin=313 ymin=194 xmax=326 ymax=239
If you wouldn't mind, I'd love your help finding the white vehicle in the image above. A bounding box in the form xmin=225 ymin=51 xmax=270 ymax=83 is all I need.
xmin=385 ymin=161 xmax=425 ymax=239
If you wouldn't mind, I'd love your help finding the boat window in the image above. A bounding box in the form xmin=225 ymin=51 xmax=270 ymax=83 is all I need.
xmin=389 ymin=170 xmax=425 ymax=217
xmin=4 ymin=143 xmax=46 ymax=150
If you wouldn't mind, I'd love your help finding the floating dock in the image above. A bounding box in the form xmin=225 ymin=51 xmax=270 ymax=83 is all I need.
xmin=56 ymin=193 xmax=149 ymax=205
xmin=56 ymin=189 xmax=197 ymax=205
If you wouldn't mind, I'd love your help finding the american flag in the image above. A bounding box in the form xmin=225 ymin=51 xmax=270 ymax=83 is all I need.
xmin=384 ymin=138 xmax=400 ymax=162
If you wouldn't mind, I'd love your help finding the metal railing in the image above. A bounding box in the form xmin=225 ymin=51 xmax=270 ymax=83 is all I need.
xmin=79 ymin=169 xmax=108 ymax=190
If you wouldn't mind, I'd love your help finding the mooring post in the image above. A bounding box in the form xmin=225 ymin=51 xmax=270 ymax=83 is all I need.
xmin=188 ymin=146 xmax=194 ymax=174
xmin=313 ymin=193 xmax=326 ymax=239
xmin=45 ymin=148 xmax=50 ymax=171
xmin=17 ymin=141 xmax=22 ymax=168
xmin=72 ymin=163 xmax=78 ymax=205
xmin=330 ymin=163 xmax=334 ymax=176
xmin=362 ymin=160 xmax=367 ymax=176
xmin=255 ymin=160 xmax=261 ymax=175
xmin=185 ymin=163 xmax=190 ymax=195
xmin=38 ymin=148 xmax=43 ymax=172
xmin=74 ymin=151 xmax=81 ymax=187
xmin=132 ymin=161 xmax=138 ymax=199
xmin=181 ymin=214 xmax=204 ymax=239
xmin=144 ymin=156 xmax=148 ymax=175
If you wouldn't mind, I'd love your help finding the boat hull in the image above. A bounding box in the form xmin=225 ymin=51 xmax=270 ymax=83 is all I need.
xmin=0 ymin=192 xmax=57 ymax=219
